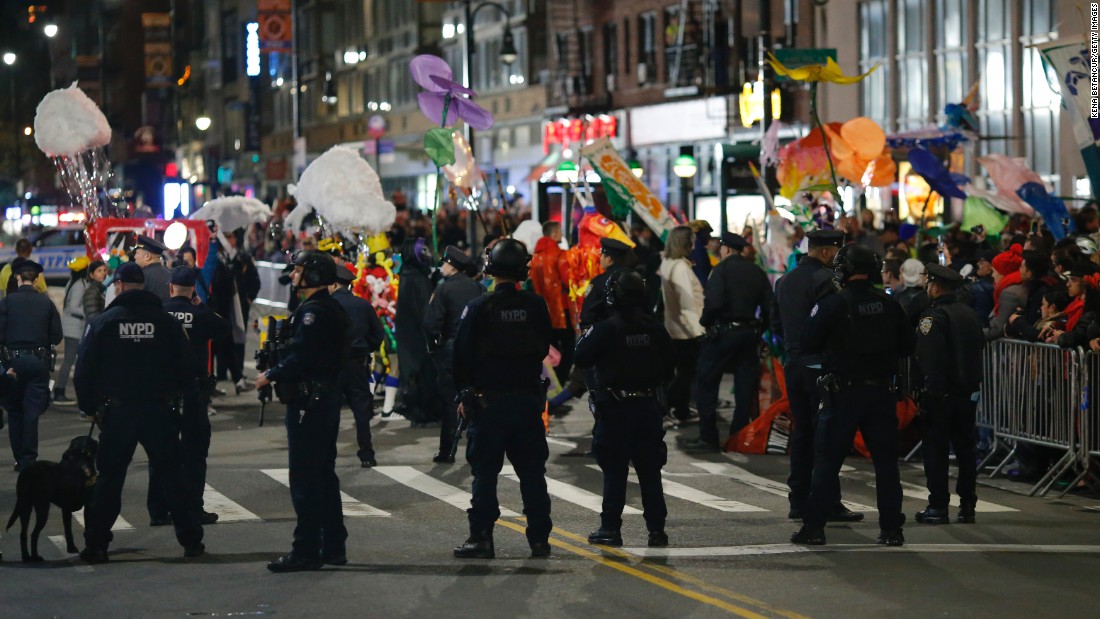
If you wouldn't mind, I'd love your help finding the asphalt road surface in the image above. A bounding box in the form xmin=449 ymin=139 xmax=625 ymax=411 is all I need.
xmin=2 ymin=380 xmax=1099 ymax=619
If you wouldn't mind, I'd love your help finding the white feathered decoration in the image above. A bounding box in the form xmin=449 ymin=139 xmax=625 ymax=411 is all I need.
xmin=511 ymin=220 xmax=543 ymax=253
xmin=34 ymin=82 xmax=111 ymax=157
xmin=286 ymin=146 xmax=396 ymax=234
xmin=189 ymin=196 xmax=273 ymax=232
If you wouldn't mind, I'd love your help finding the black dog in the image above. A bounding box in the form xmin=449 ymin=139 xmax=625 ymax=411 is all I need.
xmin=6 ymin=436 xmax=98 ymax=562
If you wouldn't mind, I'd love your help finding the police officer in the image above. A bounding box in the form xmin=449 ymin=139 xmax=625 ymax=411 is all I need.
xmin=680 ymin=232 xmax=772 ymax=451
xmin=914 ymin=264 xmax=985 ymax=524
xmin=580 ymin=238 xmax=634 ymax=328
xmin=791 ymin=245 xmax=914 ymax=547
xmin=452 ymin=239 xmax=553 ymax=560
xmin=147 ymin=266 xmax=236 ymax=527
xmin=331 ymin=265 xmax=386 ymax=468
xmin=74 ymin=262 xmax=204 ymax=563
xmin=0 ymin=258 xmax=62 ymax=471
xmin=425 ymin=245 xmax=483 ymax=463
xmin=772 ymin=230 xmax=861 ymax=523
xmin=133 ymin=235 xmax=172 ymax=302
xmin=255 ymin=251 xmax=351 ymax=572
xmin=575 ymin=270 xmax=674 ymax=548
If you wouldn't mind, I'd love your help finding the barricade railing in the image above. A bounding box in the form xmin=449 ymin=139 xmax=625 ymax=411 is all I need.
xmin=1061 ymin=351 xmax=1100 ymax=496
xmin=978 ymin=339 xmax=1082 ymax=496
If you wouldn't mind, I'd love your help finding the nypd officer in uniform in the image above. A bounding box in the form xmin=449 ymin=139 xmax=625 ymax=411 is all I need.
xmin=580 ymin=237 xmax=635 ymax=328
xmin=575 ymin=270 xmax=674 ymax=548
xmin=772 ymin=230 xmax=861 ymax=523
xmin=681 ymin=232 xmax=772 ymax=451
xmin=133 ymin=235 xmax=172 ymax=303
xmin=331 ymin=265 xmax=386 ymax=468
xmin=147 ymin=266 xmax=236 ymax=527
xmin=452 ymin=238 xmax=553 ymax=560
xmin=914 ymin=264 xmax=985 ymax=525
xmin=255 ymin=251 xmax=351 ymax=572
xmin=0 ymin=258 xmax=62 ymax=471
xmin=425 ymin=245 xmax=483 ymax=463
xmin=75 ymin=262 xmax=204 ymax=563
xmin=791 ymin=245 xmax=913 ymax=547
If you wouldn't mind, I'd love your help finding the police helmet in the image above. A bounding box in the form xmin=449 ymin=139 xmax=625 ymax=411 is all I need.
xmin=293 ymin=250 xmax=338 ymax=288
xmin=833 ymin=244 xmax=881 ymax=286
xmin=484 ymin=238 xmax=531 ymax=280
xmin=606 ymin=269 xmax=647 ymax=311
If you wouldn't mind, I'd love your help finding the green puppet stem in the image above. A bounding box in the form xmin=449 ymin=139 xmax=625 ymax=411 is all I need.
xmin=810 ymin=82 xmax=844 ymax=210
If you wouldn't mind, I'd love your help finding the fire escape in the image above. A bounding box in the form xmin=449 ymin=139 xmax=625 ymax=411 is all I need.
xmin=548 ymin=0 xmax=607 ymax=113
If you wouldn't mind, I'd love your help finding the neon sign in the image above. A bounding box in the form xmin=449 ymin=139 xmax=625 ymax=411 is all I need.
xmin=245 ymin=22 xmax=261 ymax=77
xmin=543 ymin=115 xmax=619 ymax=155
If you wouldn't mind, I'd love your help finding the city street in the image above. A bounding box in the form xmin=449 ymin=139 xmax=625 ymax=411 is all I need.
xmin=2 ymin=381 xmax=1098 ymax=619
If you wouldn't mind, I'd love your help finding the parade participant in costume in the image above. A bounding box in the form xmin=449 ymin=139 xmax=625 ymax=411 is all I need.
xmin=395 ymin=238 xmax=441 ymax=424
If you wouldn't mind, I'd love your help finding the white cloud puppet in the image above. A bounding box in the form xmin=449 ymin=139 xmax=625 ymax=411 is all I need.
xmin=189 ymin=196 xmax=273 ymax=232
xmin=33 ymin=82 xmax=111 ymax=157
xmin=288 ymin=146 xmax=396 ymax=234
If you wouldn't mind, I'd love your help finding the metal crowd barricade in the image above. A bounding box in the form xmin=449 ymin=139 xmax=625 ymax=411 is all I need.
xmin=1061 ymin=351 xmax=1100 ymax=496
xmin=979 ymin=340 xmax=1082 ymax=497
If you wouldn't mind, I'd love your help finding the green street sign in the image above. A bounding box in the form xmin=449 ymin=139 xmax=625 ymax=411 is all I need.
xmin=771 ymin=48 xmax=838 ymax=81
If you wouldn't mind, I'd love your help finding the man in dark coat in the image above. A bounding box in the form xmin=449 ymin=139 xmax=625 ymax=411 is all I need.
xmin=395 ymin=238 xmax=441 ymax=424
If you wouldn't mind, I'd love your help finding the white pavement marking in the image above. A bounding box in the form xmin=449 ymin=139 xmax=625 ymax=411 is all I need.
xmin=622 ymin=544 xmax=1100 ymax=558
xmin=545 ymin=437 xmax=579 ymax=449
xmin=48 ymin=536 xmax=94 ymax=572
xmin=261 ymin=469 xmax=391 ymax=517
xmin=585 ymin=465 xmax=768 ymax=513
xmin=72 ymin=509 xmax=134 ymax=531
xmin=202 ymin=484 xmax=262 ymax=523
xmin=692 ymin=462 xmax=877 ymax=513
xmin=373 ymin=466 xmax=520 ymax=517
xmin=839 ymin=469 xmax=1019 ymax=513
xmin=501 ymin=464 xmax=642 ymax=514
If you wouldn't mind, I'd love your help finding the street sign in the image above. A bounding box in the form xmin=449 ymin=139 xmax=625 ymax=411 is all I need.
xmin=379 ymin=140 xmax=396 ymax=165
xmin=367 ymin=115 xmax=386 ymax=139
xmin=258 ymin=0 xmax=292 ymax=53
xmin=771 ymin=48 xmax=837 ymax=81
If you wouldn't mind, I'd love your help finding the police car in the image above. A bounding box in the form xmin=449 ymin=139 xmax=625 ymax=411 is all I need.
xmin=0 ymin=226 xmax=87 ymax=282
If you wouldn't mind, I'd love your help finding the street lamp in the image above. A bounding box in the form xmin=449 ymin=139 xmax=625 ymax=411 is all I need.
xmin=43 ymin=24 xmax=58 ymax=38
xmin=673 ymin=154 xmax=697 ymax=179
xmin=2 ymin=53 xmax=14 ymax=66
xmin=555 ymin=160 xmax=578 ymax=184
xmin=628 ymin=159 xmax=644 ymax=179
xmin=23 ymin=126 xmax=31 ymax=136
xmin=195 ymin=116 xmax=212 ymax=131
xmin=3 ymin=53 xmax=18 ymax=188
xmin=674 ymin=150 xmax=697 ymax=220
xmin=462 ymin=0 xmax=520 ymax=253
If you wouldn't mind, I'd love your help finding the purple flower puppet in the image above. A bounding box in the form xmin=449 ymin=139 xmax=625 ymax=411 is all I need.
xmin=410 ymin=55 xmax=494 ymax=131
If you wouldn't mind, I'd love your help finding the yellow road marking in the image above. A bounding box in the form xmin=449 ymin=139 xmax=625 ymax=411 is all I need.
xmin=496 ymin=519 xmax=807 ymax=619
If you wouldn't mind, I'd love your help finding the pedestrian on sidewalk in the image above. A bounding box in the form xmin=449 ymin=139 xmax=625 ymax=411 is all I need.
xmin=53 ymin=256 xmax=91 ymax=405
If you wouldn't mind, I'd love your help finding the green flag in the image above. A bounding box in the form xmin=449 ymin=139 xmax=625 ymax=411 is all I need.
xmin=961 ymin=196 xmax=1009 ymax=236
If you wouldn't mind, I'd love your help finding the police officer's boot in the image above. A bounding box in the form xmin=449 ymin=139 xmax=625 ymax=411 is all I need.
xmin=876 ymin=528 xmax=905 ymax=546
xmin=454 ymin=533 xmax=494 ymax=559
xmin=915 ymin=506 xmax=950 ymax=525
xmin=648 ymin=531 xmax=669 ymax=548
xmin=790 ymin=526 xmax=826 ymax=546
xmin=587 ymin=527 xmax=623 ymax=547
xmin=956 ymin=503 xmax=977 ymax=524
xmin=529 ymin=541 xmax=551 ymax=558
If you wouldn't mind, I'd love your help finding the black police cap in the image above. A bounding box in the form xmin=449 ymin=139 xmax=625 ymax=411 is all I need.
xmin=925 ymin=263 xmax=963 ymax=286
xmin=442 ymin=245 xmax=473 ymax=268
xmin=170 ymin=266 xmax=197 ymax=287
xmin=807 ymin=229 xmax=846 ymax=249
xmin=599 ymin=237 xmax=632 ymax=256
xmin=134 ymin=234 xmax=167 ymax=255
xmin=9 ymin=257 xmax=43 ymax=277
xmin=720 ymin=232 xmax=747 ymax=250
xmin=335 ymin=265 xmax=356 ymax=284
xmin=114 ymin=261 xmax=145 ymax=284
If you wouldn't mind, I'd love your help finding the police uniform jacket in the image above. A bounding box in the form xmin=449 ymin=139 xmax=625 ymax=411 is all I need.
xmin=0 ymin=285 xmax=63 ymax=349
xmin=142 ymin=263 xmax=173 ymax=303
xmin=802 ymin=280 xmax=915 ymax=384
xmin=574 ymin=311 xmax=674 ymax=392
xmin=163 ymin=295 xmax=235 ymax=381
xmin=266 ymin=289 xmax=350 ymax=387
xmin=700 ymin=254 xmax=772 ymax=328
xmin=73 ymin=290 xmax=191 ymax=413
xmin=333 ymin=287 xmax=385 ymax=361
xmin=453 ymin=283 xmax=551 ymax=393
xmin=579 ymin=264 xmax=624 ymax=329
xmin=915 ymin=293 xmax=984 ymax=400
xmin=424 ymin=273 xmax=483 ymax=346
xmin=772 ymin=255 xmax=835 ymax=363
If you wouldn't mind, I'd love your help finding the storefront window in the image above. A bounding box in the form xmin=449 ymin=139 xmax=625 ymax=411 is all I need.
xmin=895 ymin=0 xmax=928 ymax=130
xmin=859 ymin=0 xmax=889 ymax=128
xmin=934 ymin=0 xmax=968 ymax=118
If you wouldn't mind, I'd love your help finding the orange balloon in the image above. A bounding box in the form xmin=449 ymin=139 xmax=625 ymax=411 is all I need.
xmin=840 ymin=117 xmax=887 ymax=160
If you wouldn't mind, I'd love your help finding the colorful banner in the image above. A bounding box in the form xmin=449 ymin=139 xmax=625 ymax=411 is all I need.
xmin=580 ymin=137 xmax=677 ymax=241
xmin=141 ymin=13 xmax=172 ymax=89
xmin=258 ymin=0 xmax=293 ymax=53
xmin=1035 ymin=38 xmax=1100 ymax=198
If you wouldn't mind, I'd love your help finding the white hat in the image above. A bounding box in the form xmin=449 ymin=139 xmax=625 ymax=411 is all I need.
xmin=900 ymin=258 xmax=926 ymax=287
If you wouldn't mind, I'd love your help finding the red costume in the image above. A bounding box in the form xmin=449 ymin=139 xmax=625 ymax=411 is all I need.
xmin=530 ymin=236 xmax=570 ymax=330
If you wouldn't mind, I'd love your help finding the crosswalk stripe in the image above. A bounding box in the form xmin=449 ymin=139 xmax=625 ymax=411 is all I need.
xmin=691 ymin=462 xmax=877 ymax=513
xmin=373 ymin=466 xmax=520 ymax=517
xmin=838 ymin=469 xmax=1019 ymax=513
xmin=585 ymin=464 xmax=768 ymax=513
xmin=48 ymin=536 xmax=94 ymax=572
xmin=261 ymin=469 xmax=390 ymax=517
xmin=71 ymin=508 xmax=134 ymax=532
xmin=501 ymin=464 xmax=642 ymax=515
xmin=202 ymin=484 xmax=262 ymax=522
xmin=622 ymin=544 xmax=1100 ymax=557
